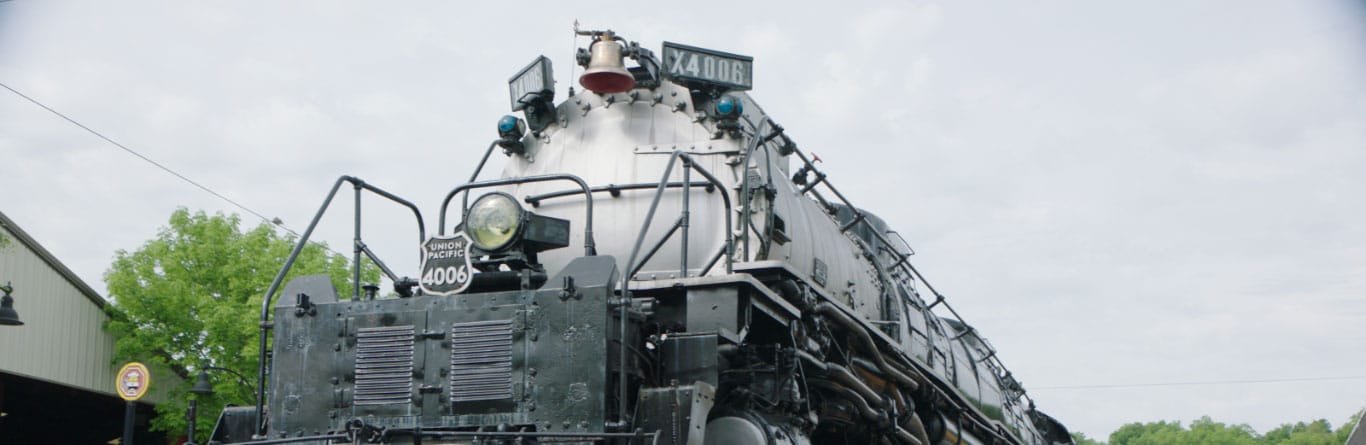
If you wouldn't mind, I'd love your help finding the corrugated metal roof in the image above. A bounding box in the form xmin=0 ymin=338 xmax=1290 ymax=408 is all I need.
xmin=0 ymin=210 xmax=118 ymax=396
xmin=0 ymin=210 xmax=106 ymax=308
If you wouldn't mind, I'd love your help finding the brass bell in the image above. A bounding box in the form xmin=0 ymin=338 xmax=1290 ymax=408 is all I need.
xmin=579 ymin=34 xmax=635 ymax=94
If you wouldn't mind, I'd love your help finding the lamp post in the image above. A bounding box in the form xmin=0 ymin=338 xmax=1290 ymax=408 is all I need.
xmin=186 ymin=372 xmax=213 ymax=445
xmin=185 ymin=366 xmax=256 ymax=445
xmin=0 ymin=282 xmax=23 ymax=326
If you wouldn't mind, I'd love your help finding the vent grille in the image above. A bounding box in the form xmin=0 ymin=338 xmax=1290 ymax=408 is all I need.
xmin=449 ymin=319 xmax=515 ymax=402
xmin=354 ymin=325 xmax=415 ymax=406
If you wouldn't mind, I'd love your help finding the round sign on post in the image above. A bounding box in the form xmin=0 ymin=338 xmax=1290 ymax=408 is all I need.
xmin=117 ymin=362 xmax=151 ymax=401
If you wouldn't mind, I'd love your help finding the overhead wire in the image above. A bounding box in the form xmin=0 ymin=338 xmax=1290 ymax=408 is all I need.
xmin=0 ymin=80 xmax=349 ymax=258
xmin=1031 ymin=375 xmax=1366 ymax=390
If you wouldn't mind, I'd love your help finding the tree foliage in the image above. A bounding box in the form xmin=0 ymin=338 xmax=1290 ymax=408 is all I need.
xmin=1073 ymin=431 xmax=1106 ymax=445
xmin=104 ymin=208 xmax=378 ymax=442
xmin=1088 ymin=411 xmax=1362 ymax=445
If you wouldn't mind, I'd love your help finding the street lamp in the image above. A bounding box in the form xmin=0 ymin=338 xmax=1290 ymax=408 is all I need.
xmin=185 ymin=366 xmax=256 ymax=445
xmin=0 ymin=282 xmax=23 ymax=326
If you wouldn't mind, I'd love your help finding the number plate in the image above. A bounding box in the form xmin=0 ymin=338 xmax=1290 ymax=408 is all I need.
xmin=508 ymin=55 xmax=554 ymax=111
xmin=661 ymin=42 xmax=753 ymax=91
xmin=420 ymin=233 xmax=474 ymax=295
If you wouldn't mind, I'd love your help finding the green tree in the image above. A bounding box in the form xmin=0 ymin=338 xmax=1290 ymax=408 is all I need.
xmin=1263 ymin=415 xmax=1359 ymax=445
xmin=1110 ymin=420 xmax=1185 ymax=445
xmin=1109 ymin=418 xmax=1259 ymax=445
xmin=1104 ymin=411 xmax=1363 ymax=445
xmin=104 ymin=208 xmax=378 ymax=442
xmin=1073 ymin=431 xmax=1106 ymax=445
xmin=1187 ymin=416 xmax=1259 ymax=445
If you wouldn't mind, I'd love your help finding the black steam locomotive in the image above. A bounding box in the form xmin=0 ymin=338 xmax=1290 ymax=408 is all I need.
xmin=205 ymin=28 xmax=1074 ymax=445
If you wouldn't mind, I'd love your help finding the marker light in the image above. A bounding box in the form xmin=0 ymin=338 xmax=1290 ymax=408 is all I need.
xmin=466 ymin=192 xmax=525 ymax=251
xmin=498 ymin=115 xmax=526 ymax=139
xmin=715 ymin=95 xmax=742 ymax=117
xmin=497 ymin=115 xmax=528 ymax=153
xmin=498 ymin=115 xmax=517 ymax=132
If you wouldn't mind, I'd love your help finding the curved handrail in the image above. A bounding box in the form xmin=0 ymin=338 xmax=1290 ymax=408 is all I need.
xmin=523 ymin=181 xmax=714 ymax=207
xmin=615 ymin=150 xmax=733 ymax=424
xmin=438 ymin=174 xmax=597 ymax=256
xmin=253 ymin=175 xmax=423 ymax=435
xmin=466 ymin=140 xmax=500 ymax=185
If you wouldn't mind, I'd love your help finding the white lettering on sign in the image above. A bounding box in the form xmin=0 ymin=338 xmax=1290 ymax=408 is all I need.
xmin=508 ymin=56 xmax=553 ymax=111
xmin=662 ymin=43 xmax=753 ymax=90
xmin=419 ymin=233 xmax=474 ymax=295
xmin=510 ymin=66 xmax=543 ymax=102
xmin=421 ymin=265 xmax=469 ymax=287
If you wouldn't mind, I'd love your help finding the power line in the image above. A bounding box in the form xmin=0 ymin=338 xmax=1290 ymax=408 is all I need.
xmin=1031 ymin=375 xmax=1366 ymax=390
xmin=0 ymin=80 xmax=347 ymax=258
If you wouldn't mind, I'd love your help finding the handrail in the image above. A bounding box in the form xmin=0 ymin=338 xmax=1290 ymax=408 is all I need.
xmin=785 ymin=145 xmax=972 ymax=325
xmin=779 ymin=141 xmax=1035 ymax=421
xmin=615 ymin=150 xmax=733 ymax=425
xmin=460 ymin=140 xmax=500 ymax=212
xmin=253 ymin=175 xmax=423 ymax=436
xmin=737 ymin=117 xmax=775 ymax=260
xmin=466 ymin=140 xmax=500 ymax=185
xmin=438 ymin=174 xmax=597 ymax=256
xmin=523 ymin=181 xmax=714 ymax=207
xmin=350 ymin=179 xmax=428 ymax=299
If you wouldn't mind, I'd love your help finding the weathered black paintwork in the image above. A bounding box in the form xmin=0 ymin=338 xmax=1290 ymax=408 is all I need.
xmin=264 ymin=256 xmax=618 ymax=440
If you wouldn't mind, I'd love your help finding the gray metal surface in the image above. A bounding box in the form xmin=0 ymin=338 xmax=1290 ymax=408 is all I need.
xmin=659 ymin=334 xmax=718 ymax=388
xmin=276 ymin=275 xmax=339 ymax=309
xmin=353 ymin=325 xmax=416 ymax=406
xmin=263 ymin=255 xmax=619 ymax=439
xmin=635 ymin=382 xmax=716 ymax=445
xmin=447 ymin=319 xmax=515 ymax=402
xmin=703 ymin=417 xmax=766 ymax=445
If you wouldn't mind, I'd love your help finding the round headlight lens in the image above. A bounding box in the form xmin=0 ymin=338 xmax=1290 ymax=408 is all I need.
xmin=466 ymin=193 xmax=524 ymax=251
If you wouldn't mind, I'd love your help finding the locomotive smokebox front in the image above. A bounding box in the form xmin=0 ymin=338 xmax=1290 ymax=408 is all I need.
xmin=266 ymin=255 xmax=621 ymax=440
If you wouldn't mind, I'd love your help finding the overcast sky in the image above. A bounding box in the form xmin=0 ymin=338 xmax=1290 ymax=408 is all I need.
xmin=2 ymin=0 xmax=1364 ymax=439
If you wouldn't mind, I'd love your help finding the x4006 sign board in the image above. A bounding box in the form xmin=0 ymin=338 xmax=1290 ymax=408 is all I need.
xmin=420 ymin=233 xmax=474 ymax=295
xmin=661 ymin=41 xmax=753 ymax=91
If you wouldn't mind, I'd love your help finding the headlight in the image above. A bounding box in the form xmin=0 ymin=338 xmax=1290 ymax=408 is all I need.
xmin=465 ymin=192 xmax=524 ymax=251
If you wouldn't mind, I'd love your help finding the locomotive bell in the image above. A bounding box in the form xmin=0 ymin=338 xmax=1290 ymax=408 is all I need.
xmin=579 ymin=36 xmax=635 ymax=94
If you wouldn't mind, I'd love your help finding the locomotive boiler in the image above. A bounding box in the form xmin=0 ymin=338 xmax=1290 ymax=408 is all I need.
xmin=205 ymin=28 xmax=1074 ymax=445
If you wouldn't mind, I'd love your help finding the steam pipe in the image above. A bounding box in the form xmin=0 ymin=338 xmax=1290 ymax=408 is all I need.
xmin=809 ymin=380 xmax=883 ymax=424
xmin=795 ymin=350 xmax=885 ymax=409
xmin=814 ymin=303 xmax=922 ymax=391
xmin=808 ymin=380 xmax=923 ymax=445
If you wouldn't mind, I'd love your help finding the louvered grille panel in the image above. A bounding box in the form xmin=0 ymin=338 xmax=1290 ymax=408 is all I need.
xmin=449 ymin=319 xmax=514 ymax=402
xmin=354 ymin=325 xmax=415 ymax=406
